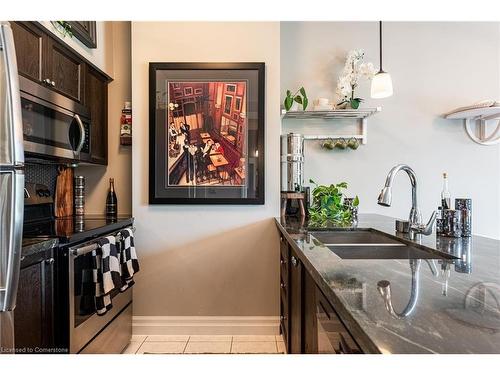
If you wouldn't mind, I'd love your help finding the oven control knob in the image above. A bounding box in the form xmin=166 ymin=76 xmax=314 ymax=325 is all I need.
xmin=43 ymin=189 xmax=51 ymax=197
xmin=36 ymin=189 xmax=44 ymax=197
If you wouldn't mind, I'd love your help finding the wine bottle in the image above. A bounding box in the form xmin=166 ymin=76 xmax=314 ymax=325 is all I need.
xmin=106 ymin=178 xmax=118 ymax=221
xmin=441 ymin=173 xmax=451 ymax=209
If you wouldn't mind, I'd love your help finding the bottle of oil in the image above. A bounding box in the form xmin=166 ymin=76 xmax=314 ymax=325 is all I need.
xmin=106 ymin=178 xmax=117 ymax=221
xmin=441 ymin=173 xmax=451 ymax=209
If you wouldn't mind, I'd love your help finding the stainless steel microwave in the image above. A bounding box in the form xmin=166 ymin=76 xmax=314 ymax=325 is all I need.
xmin=19 ymin=76 xmax=91 ymax=163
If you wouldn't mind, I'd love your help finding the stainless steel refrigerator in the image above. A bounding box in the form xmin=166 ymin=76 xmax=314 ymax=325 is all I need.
xmin=0 ymin=21 xmax=24 ymax=354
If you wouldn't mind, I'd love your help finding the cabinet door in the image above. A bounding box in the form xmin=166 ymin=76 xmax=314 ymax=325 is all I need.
xmin=279 ymin=236 xmax=289 ymax=352
xmin=11 ymin=22 xmax=44 ymax=83
xmin=289 ymin=250 xmax=302 ymax=354
xmin=14 ymin=250 xmax=54 ymax=351
xmin=303 ymin=271 xmax=317 ymax=353
xmin=85 ymin=66 xmax=108 ymax=164
xmin=316 ymin=287 xmax=361 ymax=354
xmin=45 ymin=37 xmax=84 ymax=103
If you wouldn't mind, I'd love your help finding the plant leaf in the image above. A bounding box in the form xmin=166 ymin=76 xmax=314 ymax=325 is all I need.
xmin=353 ymin=196 xmax=360 ymax=206
xmin=299 ymin=87 xmax=307 ymax=97
xmin=294 ymin=96 xmax=303 ymax=105
xmin=350 ymin=99 xmax=360 ymax=109
xmin=284 ymin=97 xmax=293 ymax=111
xmin=302 ymin=97 xmax=309 ymax=110
xmin=286 ymin=90 xmax=291 ymax=97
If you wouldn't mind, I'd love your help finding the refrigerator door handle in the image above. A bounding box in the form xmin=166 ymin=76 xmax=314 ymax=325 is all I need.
xmin=0 ymin=171 xmax=24 ymax=312
xmin=0 ymin=22 xmax=24 ymax=166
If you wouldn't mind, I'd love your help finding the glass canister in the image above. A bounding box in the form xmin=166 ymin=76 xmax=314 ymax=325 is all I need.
xmin=455 ymin=198 xmax=472 ymax=237
xmin=441 ymin=209 xmax=462 ymax=238
xmin=280 ymin=133 xmax=305 ymax=192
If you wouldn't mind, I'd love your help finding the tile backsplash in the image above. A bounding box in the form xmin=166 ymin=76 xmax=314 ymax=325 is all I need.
xmin=25 ymin=163 xmax=59 ymax=194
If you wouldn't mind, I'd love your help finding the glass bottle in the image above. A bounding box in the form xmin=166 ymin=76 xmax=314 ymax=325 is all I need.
xmin=106 ymin=178 xmax=118 ymax=221
xmin=441 ymin=173 xmax=451 ymax=209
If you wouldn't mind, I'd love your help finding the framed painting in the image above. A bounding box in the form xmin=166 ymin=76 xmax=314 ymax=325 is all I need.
xmin=149 ymin=62 xmax=265 ymax=204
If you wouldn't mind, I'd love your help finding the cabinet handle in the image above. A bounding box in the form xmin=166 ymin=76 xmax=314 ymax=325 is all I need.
xmin=51 ymin=80 xmax=56 ymax=87
xmin=43 ymin=78 xmax=51 ymax=85
xmin=45 ymin=258 xmax=55 ymax=265
xmin=280 ymin=282 xmax=286 ymax=289
xmin=280 ymin=236 xmax=283 ymax=242
xmin=291 ymin=256 xmax=298 ymax=267
xmin=280 ymin=315 xmax=286 ymax=322
xmin=280 ymin=259 xmax=285 ymax=265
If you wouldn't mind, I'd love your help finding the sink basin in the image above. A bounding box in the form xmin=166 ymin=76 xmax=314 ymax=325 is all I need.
xmin=309 ymin=229 xmax=454 ymax=260
xmin=323 ymin=245 xmax=449 ymax=259
xmin=310 ymin=229 xmax=403 ymax=246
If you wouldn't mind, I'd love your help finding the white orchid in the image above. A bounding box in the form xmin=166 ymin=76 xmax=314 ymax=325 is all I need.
xmin=335 ymin=50 xmax=374 ymax=109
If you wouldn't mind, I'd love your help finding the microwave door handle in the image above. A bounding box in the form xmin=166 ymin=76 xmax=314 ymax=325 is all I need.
xmin=0 ymin=171 xmax=24 ymax=312
xmin=73 ymin=114 xmax=85 ymax=154
xmin=1 ymin=23 xmax=24 ymax=166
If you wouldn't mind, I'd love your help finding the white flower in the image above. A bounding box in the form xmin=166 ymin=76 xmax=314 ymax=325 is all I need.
xmin=359 ymin=62 xmax=375 ymax=79
xmin=335 ymin=50 xmax=374 ymax=103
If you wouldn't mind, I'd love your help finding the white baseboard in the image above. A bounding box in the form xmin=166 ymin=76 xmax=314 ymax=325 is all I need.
xmin=133 ymin=316 xmax=280 ymax=336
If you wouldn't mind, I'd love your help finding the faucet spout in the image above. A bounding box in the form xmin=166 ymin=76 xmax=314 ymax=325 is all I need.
xmin=377 ymin=164 xmax=422 ymax=226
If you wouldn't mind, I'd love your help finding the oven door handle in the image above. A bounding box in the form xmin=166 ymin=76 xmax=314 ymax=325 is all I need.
xmin=73 ymin=114 xmax=85 ymax=154
xmin=71 ymin=243 xmax=98 ymax=257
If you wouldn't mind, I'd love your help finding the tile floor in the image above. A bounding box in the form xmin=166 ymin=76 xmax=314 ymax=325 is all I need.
xmin=123 ymin=335 xmax=286 ymax=354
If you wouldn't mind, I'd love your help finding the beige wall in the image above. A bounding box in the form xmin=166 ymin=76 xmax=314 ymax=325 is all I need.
xmin=281 ymin=22 xmax=500 ymax=239
xmin=77 ymin=22 xmax=132 ymax=216
xmin=131 ymin=22 xmax=281 ymax=317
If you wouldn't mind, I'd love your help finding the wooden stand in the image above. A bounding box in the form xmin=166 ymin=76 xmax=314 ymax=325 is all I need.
xmin=281 ymin=192 xmax=306 ymax=217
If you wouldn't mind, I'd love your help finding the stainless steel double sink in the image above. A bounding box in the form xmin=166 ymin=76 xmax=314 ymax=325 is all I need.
xmin=309 ymin=229 xmax=455 ymax=260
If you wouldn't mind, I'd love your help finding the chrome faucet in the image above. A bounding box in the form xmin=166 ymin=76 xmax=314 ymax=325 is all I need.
xmin=378 ymin=164 xmax=437 ymax=236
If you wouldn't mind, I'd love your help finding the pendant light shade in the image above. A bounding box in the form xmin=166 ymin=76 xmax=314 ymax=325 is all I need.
xmin=371 ymin=71 xmax=393 ymax=98
xmin=371 ymin=21 xmax=393 ymax=99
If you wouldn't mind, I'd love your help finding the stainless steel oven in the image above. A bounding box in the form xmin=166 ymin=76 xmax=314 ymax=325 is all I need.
xmin=68 ymin=228 xmax=133 ymax=353
xmin=19 ymin=76 xmax=91 ymax=163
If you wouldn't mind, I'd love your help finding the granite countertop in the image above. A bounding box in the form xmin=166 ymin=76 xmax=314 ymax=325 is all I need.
xmin=22 ymin=237 xmax=59 ymax=258
xmin=275 ymin=214 xmax=500 ymax=354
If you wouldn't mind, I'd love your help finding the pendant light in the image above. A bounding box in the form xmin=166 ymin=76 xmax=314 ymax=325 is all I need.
xmin=371 ymin=21 xmax=393 ymax=98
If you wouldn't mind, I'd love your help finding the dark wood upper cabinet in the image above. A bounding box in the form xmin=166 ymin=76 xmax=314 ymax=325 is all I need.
xmin=10 ymin=22 xmax=44 ymax=83
xmin=68 ymin=21 xmax=97 ymax=49
xmin=45 ymin=38 xmax=84 ymax=103
xmin=85 ymin=66 xmax=108 ymax=164
xmin=11 ymin=21 xmax=111 ymax=165
xmin=14 ymin=248 xmax=55 ymax=352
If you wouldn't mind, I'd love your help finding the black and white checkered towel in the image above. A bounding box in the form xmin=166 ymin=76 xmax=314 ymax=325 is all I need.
xmin=93 ymin=235 xmax=123 ymax=315
xmin=118 ymin=228 xmax=139 ymax=292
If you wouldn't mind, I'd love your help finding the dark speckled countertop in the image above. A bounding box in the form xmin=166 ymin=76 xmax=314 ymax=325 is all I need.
xmin=275 ymin=214 xmax=500 ymax=354
xmin=22 ymin=237 xmax=59 ymax=258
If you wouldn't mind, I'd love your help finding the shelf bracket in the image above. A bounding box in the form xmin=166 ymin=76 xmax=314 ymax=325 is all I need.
xmin=464 ymin=117 xmax=500 ymax=146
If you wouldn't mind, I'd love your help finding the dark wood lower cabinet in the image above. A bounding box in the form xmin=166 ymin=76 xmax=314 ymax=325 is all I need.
xmin=289 ymin=251 xmax=302 ymax=354
xmin=280 ymin=236 xmax=363 ymax=354
xmin=14 ymin=248 xmax=55 ymax=353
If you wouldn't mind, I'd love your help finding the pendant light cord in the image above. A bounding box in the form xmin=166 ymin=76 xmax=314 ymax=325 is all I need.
xmin=379 ymin=21 xmax=383 ymax=72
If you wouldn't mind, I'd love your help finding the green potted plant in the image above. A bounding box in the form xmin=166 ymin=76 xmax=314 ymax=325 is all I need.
xmin=283 ymin=87 xmax=309 ymax=111
xmin=308 ymin=179 xmax=359 ymax=227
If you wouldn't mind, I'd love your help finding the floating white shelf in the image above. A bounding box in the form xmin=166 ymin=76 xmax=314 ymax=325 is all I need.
xmin=281 ymin=107 xmax=381 ymax=145
xmin=444 ymin=103 xmax=500 ymax=146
